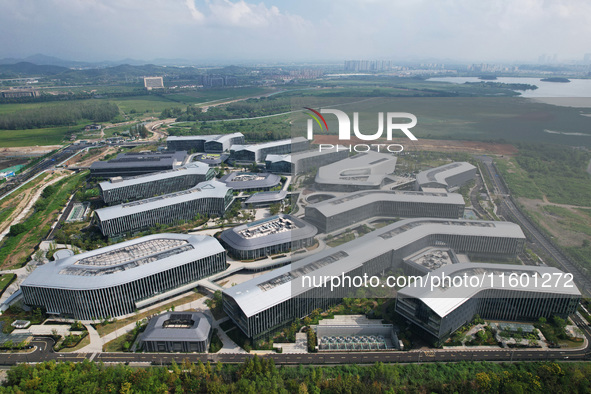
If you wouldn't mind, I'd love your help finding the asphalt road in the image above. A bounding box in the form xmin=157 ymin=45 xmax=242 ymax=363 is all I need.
xmin=1 ymin=316 xmax=590 ymax=367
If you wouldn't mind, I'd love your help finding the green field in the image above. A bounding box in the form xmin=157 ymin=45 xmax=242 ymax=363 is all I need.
xmin=495 ymin=144 xmax=591 ymax=205
xmin=0 ymin=126 xmax=73 ymax=147
xmin=2 ymin=80 xmax=591 ymax=148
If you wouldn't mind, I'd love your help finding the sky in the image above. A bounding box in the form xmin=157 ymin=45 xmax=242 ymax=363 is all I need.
xmin=0 ymin=0 xmax=589 ymax=64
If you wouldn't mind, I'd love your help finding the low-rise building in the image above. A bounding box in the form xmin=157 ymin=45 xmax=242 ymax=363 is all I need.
xmin=229 ymin=138 xmax=309 ymax=163
xmin=244 ymin=190 xmax=288 ymax=208
xmin=219 ymin=214 xmax=317 ymax=260
xmin=314 ymin=152 xmax=397 ymax=191
xmin=90 ymin=151 xmax=187 ymax=178
xmin=223 ymin=218 xmax=526 ymax=338
xmin=141 ymin=312 xmax=212 ymax=352
xmin=265 ymin=147 xmax=348 ymax=175
xmin=94 ymin=180 xmax=233 ymax=237
xmin=166 ymin=133 xmax=244 ymax=153
xmin=99 ymin=163 xmax=215 ymax=205
xmin=396 ymin=263 xmax=581 ymax=340
xmin=305 ymin=190 xmax=465 ymax=233
xmin=21 ymin=234 xmax=227 ymax=320
xmin=415 ymin=162 xmax=477 ymax=191
xmin=219 ymin=172 xmax=281 ymax=192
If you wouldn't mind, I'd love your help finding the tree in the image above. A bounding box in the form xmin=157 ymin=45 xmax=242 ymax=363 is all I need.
xmin=8 ymin=223 xmax=27 ymax=237
xmin=269 ymin=203 xmax=281 ymax=215
xmin=307 ymin=329 xmax=317 ymax=352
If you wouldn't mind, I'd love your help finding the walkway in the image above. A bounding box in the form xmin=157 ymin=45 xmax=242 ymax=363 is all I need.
xmin=75 ymin=293 xmax=243 ymax=354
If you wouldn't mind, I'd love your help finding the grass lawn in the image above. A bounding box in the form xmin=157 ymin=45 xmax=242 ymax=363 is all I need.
xmin=58 ymin=333 xmax=90 ymax=353
xmin=0 ymin=126 xmax=71 ymax=147
xmin=94 ymin=291 xmax=204 ymax=337
xmin=0 ymin=274 xmax=16 ymax=297
xmin=103 ymin=333 xmax=133 ymax=353
xmin=326 ymin=232 xmax=356 ymax=247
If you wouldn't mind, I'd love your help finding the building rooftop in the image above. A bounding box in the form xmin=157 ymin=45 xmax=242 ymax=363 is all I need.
xmin=21 ymin=234 xmax=225 ymax=290
xmin=167 ymin=132 xmax=243 ymax=144
xmin=142 ymin=312 xmax=211 ymax=342
xmin=90 ymin=151 xmax=187 ymax=170
xmin=224 ymin=218 xmax=525 ymax=317
xmin=265 ymin=154 xmax=291 ymax=164
xmin=244 ymin=190 xmax=288 ymax=205
xmin=307 ymin=190 xmax=464 ymax=217
xmin=219 ymin=214 xmax=317 ymax=251
xmin=95 ymin=180 xmax=231 ymax=221
xmin=398 ymin=263 xmax=581 ymax=318
xmin=315 ymin=152 xmax=397 ymax=187
xmin=415 ymin=162 xmax=476 ymax=188
xmin=219 ymin=172 xmax=281 ymax=189
xmin=230 ymin=137 xmax=308 ymax=153
xmin=265 ymin=148 xmax=344 ymax=165
xmin=99 ymin=163 xmax=211 ymax=191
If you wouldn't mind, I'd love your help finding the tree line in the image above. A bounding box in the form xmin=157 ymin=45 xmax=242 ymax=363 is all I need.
xmin=0 ymin=101 xmax=120 ymax=130
xmin=2 ymin=358 xmax=590 ymax=393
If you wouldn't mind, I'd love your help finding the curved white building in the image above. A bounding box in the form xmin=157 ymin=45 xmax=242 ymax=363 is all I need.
xmin=99 ymin=163 xmax=215 ymax=205
xmin=314 ymin=152 xmax=397 ymax=191
xmin=415 ymin=162 xmax=477 ymax=191
xmin=95 ymin=180 xmax=233 ymax=237
xmin=396 ymin=263 xmax=580 ymax=340
xmin=223 ymin=218 xmax=526 ymax=338
xmin=218 ymin=214 xmax=318 ymax=260
xmin=305 ymin=190 xmax=465 ymax=233
xmin=21 ymin=234 xmax=227 ymax=320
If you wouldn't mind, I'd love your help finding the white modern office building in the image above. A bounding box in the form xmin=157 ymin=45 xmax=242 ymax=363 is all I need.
xmin=314 ymin=152 xmax=397 ymax=191
xmin=99 ymin=163 xmax=215 ymax=205
xmin=21 ymin=234 xmax=227 ymax=320
xmin=415 ymin=162 xmax=477 ymax=191
xmin=223 ymin=218 xmax=526 ymax=338
xmin=95 ymin=180 xmax=233 ymax=237
xmin=218 ymin=214 xmax=318 ymax=260
xmin=265 ymin=147 xmax=349 ymax=175
xmin=229 ymin=137 xmax=310 ymax=163
xmin=305 ymin=190 xmax=465 ymax=233
xmin=90 ymin=151 xmax=188 ymax=178
xmin=166 ymin=133 xmax=244 ymax=153
xmin=396 ymin=263 xmax=581 ymax=340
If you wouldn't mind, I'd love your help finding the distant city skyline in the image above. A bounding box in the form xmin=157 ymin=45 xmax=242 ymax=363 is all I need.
xmin=1 ymin=0 xmax=590 ymax=64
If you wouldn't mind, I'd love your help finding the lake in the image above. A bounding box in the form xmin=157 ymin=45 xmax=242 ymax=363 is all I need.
xmin=427 ymin=76 xmax=591 ymax=98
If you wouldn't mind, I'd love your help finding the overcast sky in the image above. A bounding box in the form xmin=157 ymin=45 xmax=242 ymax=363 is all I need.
xmin=1 ymin=0 xmax=589 ymax=64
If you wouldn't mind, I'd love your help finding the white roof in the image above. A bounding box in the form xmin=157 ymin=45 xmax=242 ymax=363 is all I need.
xmin=398 ymin=263 xmax=581 ymax=318
xmin=315 ymin=151 xmax=397 ymax=187
xmin=99 ymin=163 xmax=211 ymax=191
xmin=307 ymin=190 xmax=464 ymax=217
xmin=224 ymin=218 xmax=525 ymax=317
xmin=166 ymin=133 xmax=243 ymax=143
xmin=22 ymin=234 xmax=225 ymax=290
xmin=415 ymin=162 xmax=476 ymax=188
xmin=265 ymin=154 xmax=291 ymax=164
xmin=231 ymin=137 xmax=308 ymax=153
xmin=265 ymin=148 xmax=344 ymax=165
xmin=95 ymin=180 xmax=230 ymax=221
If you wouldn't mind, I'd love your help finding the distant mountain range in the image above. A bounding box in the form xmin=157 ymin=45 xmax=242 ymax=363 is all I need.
xmin=0 ymin=54 xmax=195 ymax=68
